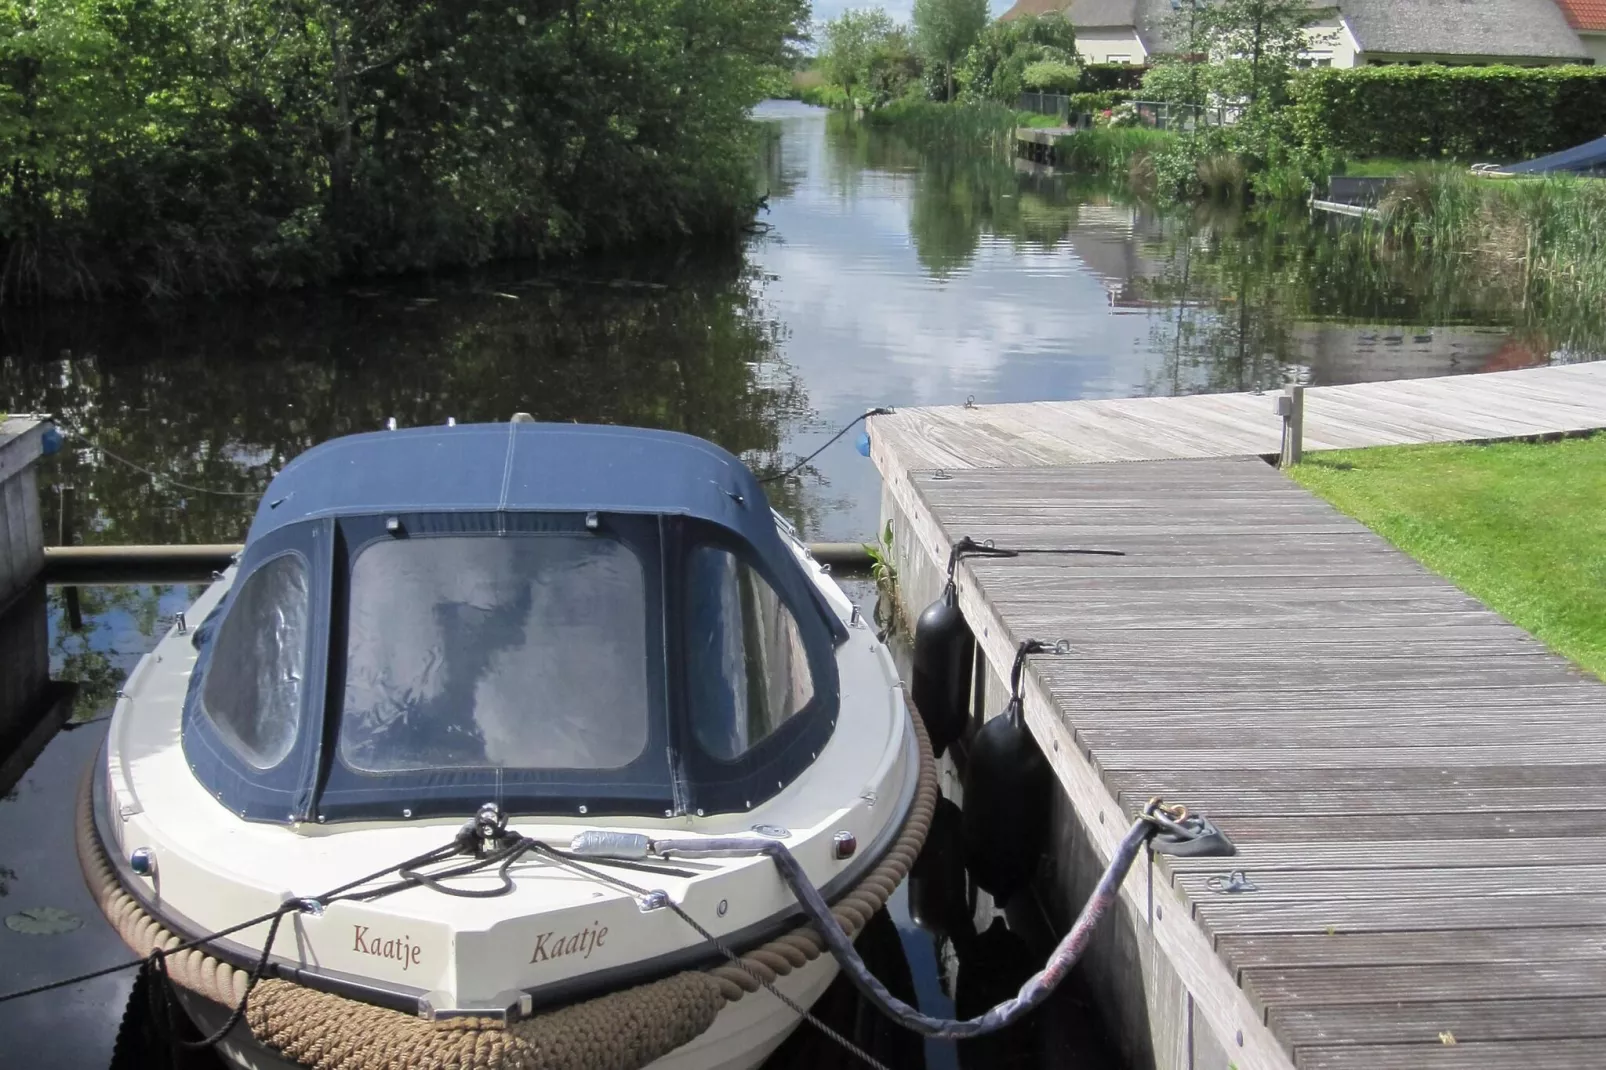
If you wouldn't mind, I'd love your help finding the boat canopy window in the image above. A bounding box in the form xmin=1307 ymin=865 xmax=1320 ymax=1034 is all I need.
xmin=339 ymin=534 xmax=651 ymax=773
xmin=686 ymin=546 xmax=815 ymax=761
xmin=200 ymin=553 xmax=310 ymax=769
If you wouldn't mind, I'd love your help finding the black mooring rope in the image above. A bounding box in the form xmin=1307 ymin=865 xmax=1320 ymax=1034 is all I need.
xmin=946 ymin=535 xmax=1126 ymax=581
xmin=759 ymin=408 xmax=896 ymax=485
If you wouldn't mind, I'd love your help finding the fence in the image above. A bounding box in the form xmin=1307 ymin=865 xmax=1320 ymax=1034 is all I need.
xmin=1018 ymin=94 xmax=1242 ymax=130
xmin=1018 ymin=92 xmax=1072 ymax=124
xmin=1130 ymin=100 xmax=1238 ymax=131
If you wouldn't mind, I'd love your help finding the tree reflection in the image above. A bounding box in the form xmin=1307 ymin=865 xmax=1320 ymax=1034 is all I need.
xmin=0 ymin=251 xmax=818 ymax=544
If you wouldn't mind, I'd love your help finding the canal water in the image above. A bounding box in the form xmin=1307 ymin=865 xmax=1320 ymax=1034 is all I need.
xmin=2 ymin=99 xmax=1601 ymax=1069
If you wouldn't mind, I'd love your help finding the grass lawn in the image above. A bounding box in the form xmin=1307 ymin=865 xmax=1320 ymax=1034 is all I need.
xmin=1016 ymin=111 xmax=1068 ymax=129
xmin=1289 ymin=433 xmax=1606 ymax=679
xmin=1338 ymin=157 xmax=1478 ymax=177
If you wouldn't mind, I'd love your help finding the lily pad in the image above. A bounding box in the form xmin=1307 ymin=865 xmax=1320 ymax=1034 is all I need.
xmin=5 ymin=907 xmax=83 ymax=935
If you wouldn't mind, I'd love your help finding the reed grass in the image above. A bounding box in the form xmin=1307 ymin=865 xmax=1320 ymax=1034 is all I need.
xmin=1375 ymin=166 xmax=1606 ymax=339
xmin=862 ymin=100 xmax=1021 ymax=152
xmin=1054 ymin=128 xmax=1179 ymax=177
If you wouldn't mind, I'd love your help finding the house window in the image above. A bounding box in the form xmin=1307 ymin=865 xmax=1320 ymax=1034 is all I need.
xmin=1108 ymin=54 xmax=1133 ymax=64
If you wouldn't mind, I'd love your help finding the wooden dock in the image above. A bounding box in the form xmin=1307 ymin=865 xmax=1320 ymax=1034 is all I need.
xmin=869 ymin=364 xmax=1606 ymax=1070
xmin=871 ymin=362 xmax=1606 ymax=471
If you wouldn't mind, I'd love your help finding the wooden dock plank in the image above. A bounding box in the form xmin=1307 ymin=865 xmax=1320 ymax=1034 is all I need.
xmin=868 ymin=362 xmax=1606 ymax=471
xmin=1245 ymin=961 xmax=1606 ymax=1006
xmin=1218 ymin=929 xmax=1606 ymax=970
xmin=1273 ymin=998 xmax=1606 ymax=1050
xmin=1296 ymin=1038 xmax=1606 ymax=1070
xmin=1206 ymin=811 xmax=1606 ymax=844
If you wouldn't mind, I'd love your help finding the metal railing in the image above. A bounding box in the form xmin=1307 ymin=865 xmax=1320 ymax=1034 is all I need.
xmin=1018 ymin=91 xmax=1072 ymax=123
xmin=1129 ymin=100 xmax=1238 ymax=131
xmin=1020 ymin=94 xmax=1243 ymax=131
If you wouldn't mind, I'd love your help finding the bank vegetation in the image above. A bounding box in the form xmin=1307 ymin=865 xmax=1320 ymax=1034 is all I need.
xmin=0 ymin=0 xmax=807 ymax=302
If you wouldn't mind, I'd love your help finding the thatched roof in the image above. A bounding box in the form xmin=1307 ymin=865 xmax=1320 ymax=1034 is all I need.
xmin=1340 ymin=0 xmax=1588 ymax=58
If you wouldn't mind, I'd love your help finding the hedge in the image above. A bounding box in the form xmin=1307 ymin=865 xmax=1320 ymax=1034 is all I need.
xmin=1291 ymin=65 xmax=1606 ymax=162
xmin=1080 ymin=63 xmax=1146 ymax=92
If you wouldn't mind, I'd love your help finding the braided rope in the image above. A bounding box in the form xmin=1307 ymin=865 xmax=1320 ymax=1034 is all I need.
xmin=76 ymin=710 xmax=937 ymax=1070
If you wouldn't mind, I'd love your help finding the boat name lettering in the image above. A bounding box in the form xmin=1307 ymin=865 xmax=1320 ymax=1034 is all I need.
xmin=352 ymin=925 xmax=422 ymax=971
xmin=530 ymin=922 xmax=608 ymax=964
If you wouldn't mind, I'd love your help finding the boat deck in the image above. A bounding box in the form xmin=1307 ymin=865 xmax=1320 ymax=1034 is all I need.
xmin=869 ymin=365 xmax=1606 ymax=1070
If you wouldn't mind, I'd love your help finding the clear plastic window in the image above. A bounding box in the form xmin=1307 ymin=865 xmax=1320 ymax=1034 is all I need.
xmin=686 ymin=547 xmax=815 ymax=761
xmin=201 ymin=554 xmax=309 ymax=769
xmin=339 ymin=535 xmax=650 ymax=773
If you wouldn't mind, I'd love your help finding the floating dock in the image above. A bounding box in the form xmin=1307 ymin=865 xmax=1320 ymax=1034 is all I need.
xmin=869 ymin=362 xmax=1606 ymax=1070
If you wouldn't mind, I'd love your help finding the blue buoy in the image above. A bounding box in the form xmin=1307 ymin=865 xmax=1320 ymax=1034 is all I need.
xmin=41 ymin=425 xmax=64 ymax=456
xmin=855 ymin=430 xmax=871 ymax=457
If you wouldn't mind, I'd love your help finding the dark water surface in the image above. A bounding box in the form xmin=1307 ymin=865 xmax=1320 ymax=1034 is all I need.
xmin=3 ymin=100 xmax=1600 ymax=1069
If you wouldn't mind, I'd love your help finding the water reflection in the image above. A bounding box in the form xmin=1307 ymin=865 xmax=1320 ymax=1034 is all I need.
xmin=0 ymin=253 xmax=817 ymax=545
xmin=3 ymin=102 xmax=1599 ymax=548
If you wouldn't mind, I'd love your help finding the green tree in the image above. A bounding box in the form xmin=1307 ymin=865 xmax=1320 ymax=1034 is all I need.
xmin=819 ymin=8 xmax=897 ymax=107
xmin=0 ymin=0 xmax=809 ymax=301
xmin=864 ymin=26 xmax=925 ymax=108
xmin=955 ymin=14 xmax=1076 ymax=104
xmin=912 ymin=0 xmax=987 ymax=102
xmin=1199 ymin=0 xmax=1311 ymax=112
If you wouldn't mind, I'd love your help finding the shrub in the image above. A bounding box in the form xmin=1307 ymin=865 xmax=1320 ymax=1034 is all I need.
xmin=1068 ymin=90 xmax=1136 ymax=116
xmin=1023 ymin=59 xmax=1083 ymax=92
xmin=1080 ymin=63 xmax=1145 ymax=91
xmin=1291 ymin=65 xmax=1606 ymax=163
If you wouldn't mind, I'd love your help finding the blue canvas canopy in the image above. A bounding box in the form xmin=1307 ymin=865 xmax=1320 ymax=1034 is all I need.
xmin=184 ymin=423 xmax=847 ymax=825
xmin=1502 ymin=136 xmax=1606 ymax=176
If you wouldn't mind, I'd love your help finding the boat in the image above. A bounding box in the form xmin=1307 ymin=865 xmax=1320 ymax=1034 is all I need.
xmin=77 ymin=420 xmax=932 ymax=1070
xmin=1473 ymin=135 xmax=1606 ymax=178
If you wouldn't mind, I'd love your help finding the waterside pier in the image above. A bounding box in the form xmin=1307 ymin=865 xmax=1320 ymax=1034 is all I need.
xmin=870 ymin=362 xmax=1606 ymax=1070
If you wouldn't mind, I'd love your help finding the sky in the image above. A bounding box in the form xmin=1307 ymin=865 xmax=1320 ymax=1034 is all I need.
xmin=810 ymin=0 xmax=1015 ymax=28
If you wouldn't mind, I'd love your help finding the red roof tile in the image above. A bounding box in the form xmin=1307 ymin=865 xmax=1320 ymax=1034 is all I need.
xmin=1554 ymin=0 xmax=1606 ymax=32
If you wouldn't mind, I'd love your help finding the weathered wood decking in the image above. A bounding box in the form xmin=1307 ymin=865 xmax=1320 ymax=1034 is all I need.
xmin=870 ymin=365 xmax=1606 ymax=1070
xmin=872 ymin=362 xmax=1606 ymax=471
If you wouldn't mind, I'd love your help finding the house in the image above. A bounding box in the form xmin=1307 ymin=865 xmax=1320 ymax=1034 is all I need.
xmin=1552 ymin=0 xmax=1606 ymax=63
xmin=999 ymin=0 xmax=1593 ymax=68
xmin=996 ymin=0 xmax=1177 ymax=65
xmin=1338 ymin=0 xmax=1589 ymax=66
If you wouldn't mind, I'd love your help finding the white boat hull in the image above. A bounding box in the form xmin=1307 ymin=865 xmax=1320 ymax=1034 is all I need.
xmin=179 ymin=956 xmax=841 ymax=1070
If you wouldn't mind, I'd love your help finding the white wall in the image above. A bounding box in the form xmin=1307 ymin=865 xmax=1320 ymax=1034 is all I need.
xmin=1076 ymin=29 xmax=1148 ymax=66
xmin=1583 ymin=32 xmax=1606 ymax=65
xmin=1302 ymin=15 xmax=1361 ymax=68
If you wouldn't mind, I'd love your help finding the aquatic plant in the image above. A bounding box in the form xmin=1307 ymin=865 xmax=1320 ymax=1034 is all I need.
xmin=864 ymin=521 xmax=898 ymax=592
xmin=1054 ymin=128 xmax=1179 ymax=176
xmin=1374 ymin=166 xmax=1606 ymax=352
xmin=863 ymin=100 xmax=1019 ymax=154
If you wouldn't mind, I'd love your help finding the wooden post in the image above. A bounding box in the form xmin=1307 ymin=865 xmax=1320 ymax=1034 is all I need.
xmin=58 ymin=485 xmax=82 ymax=631
xmin=1278 ymin=384 xmax=1305 ymax=467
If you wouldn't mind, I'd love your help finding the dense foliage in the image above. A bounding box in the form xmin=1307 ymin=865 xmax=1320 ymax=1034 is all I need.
xmin=0 ymin=0 xmax=806 ymax=301
xmin=912 ymin=0 xmax=986 ymax=102
xmin=955 ymin=13 xmax=1077 ymax=104
xmin=1291 ymin=65 xmax=1606 ymax=162
xmin=818 ymin=7 xmax=924 ymax=108
xmin=1079 ymin=63 xmax=1144 ymax=92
